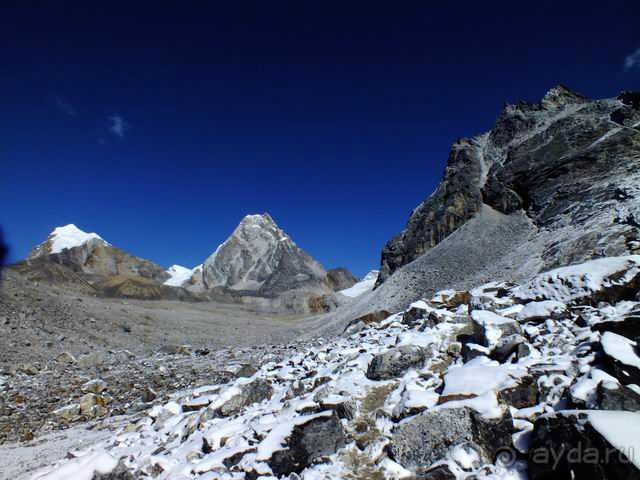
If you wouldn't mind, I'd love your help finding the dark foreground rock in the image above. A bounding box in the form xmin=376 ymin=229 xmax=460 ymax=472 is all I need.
xmin=528 ymin=411 xmax=640 ymax=480
xmin=268 ymin=412 xmax=345 ymax=476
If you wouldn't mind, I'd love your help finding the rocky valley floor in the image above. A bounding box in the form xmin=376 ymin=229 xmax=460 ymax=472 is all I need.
xmin=6 ymin=255 xmax=640 ymax=479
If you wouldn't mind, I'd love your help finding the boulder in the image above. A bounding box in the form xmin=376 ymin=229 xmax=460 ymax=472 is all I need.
xmin=601 ymin=331 xmax=640 ymax=385
xmin=92 ymin=460 xmax=136 ymax=480
xmin=366 ymin=345 xmax=428 ymax=380
xmin=81 ymin=379 xmax=107 ymax=394
xmin=77 ymin=353 xmax=104 ymax=368
xmin=342 ymin=310 xmax=392 ymax=334
xmin=53 ymin=404 xmax=80 ymax=420
xmin=219 ymin=379 xmax=273 ymax=417
xmin=500 ymin=375 xmax=539 ymax=409
xmin=56 ymin=352 xmax=76 ymax=364
xmin=200 ymin=379 xmax=273 ymax=421
xmin=528 ymin=411 xmax=640 ymax=479
xmin=516 ymin=300 xmax=569 ymax=323
xmin=490 ymin=334 xmax=527 ymax=363
xmin=266 ymin=412 xmax=345 ymax=476
xmin=595 ymin=382 xmax=640 ymax=411
xmin=79 ymin=393 xmax=108 ymax=417
xmin=431 ymin=290 xmax=470 ymax=309
xmin=592 ymin=313 xmax=640 ymax=341
xmin=402 ymin=306 xmax=429 ymax=327
xmin=417 ymin=463 xmax=457 ymax=480
xmin=235 ymin=364 xmax=259 ymax=378
xmin=471 ymin=310 xmax=523 ymax=348
xmin=462 ymin=343 xmax=490 ymax=363
xmin=515 ymin=256 xmax=640 ymax=305
xmin=389 ymin=407 xmax=513 ymax=471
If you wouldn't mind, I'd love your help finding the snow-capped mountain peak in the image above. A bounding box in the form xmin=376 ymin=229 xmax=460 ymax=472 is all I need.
xmin=29 ymin=224 xmax=107 ymax=258
xmin=164 ymin=264 xmax=201 ymax=287
xmin=339 ymin=269 xmax=379 ymax=298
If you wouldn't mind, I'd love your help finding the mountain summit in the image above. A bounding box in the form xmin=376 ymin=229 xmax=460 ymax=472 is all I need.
xmin=202 ymin=213 xmax=327 ymax=294
xmin=28 ymin=224 xmax=107 ymax=258
xmin=26 ymin=224 xmax=169 ymax=284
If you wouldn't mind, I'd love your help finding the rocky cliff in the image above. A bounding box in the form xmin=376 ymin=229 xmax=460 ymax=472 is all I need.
xmin=377 ymin=86 xmax=640 ymax=286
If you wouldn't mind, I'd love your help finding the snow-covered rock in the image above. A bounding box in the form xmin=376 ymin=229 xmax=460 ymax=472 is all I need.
xmin=471 ymin=310 xmax=523 ymax=348
xmin=515 ymin=256 xmax=640 ymax=304
xmin=29 ymin=224 xmax=107 ymax=258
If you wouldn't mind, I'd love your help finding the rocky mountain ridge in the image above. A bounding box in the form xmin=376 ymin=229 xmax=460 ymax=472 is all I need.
xmin=377 ymin=86 xmax=640 ymax=287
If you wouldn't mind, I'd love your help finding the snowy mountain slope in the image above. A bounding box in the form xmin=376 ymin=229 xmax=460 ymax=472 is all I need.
xmin=164 ymin=264 xmax=202 ymax=287
xmin=31 ymin=255 xmax=640 ymax=479
xmin=339 ymin=270 xmax=379 ymax=298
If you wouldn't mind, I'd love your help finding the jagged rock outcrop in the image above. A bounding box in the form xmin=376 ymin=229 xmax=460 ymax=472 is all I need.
xmin=201 ymin=214 xmax=328 ymax=295
xmin=377 ymin=136 xmax=486 ymax=286
xmin=377 ymin=86 xmax=640 ymax=287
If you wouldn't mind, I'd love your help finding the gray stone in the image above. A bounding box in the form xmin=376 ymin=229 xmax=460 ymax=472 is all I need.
xmin=56 ymin=351 xmax=76 ymax=364
xmin=389 ymin=406 xmax=513 ymax=471
xmin=366 ymin=345 xmax=427 ymax=380
xmin=594 ymin=382 xmax=640 ymax=411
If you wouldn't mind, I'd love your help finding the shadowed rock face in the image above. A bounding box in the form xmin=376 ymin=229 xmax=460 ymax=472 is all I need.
xmin=377 ymin=86 xmax=640 ymax=287
xmin=202 ymin=214 xmax=328 ymax=295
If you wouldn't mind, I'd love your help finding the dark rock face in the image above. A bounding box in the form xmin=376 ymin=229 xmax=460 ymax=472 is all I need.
xmin=389 ymin=407 xmax=513 ymax=471
xmin=592 ymin=313 xmax=640 ymax=340
xmin=595 ymin=382 xmax=640 ymax=411
xmin=325 ymin=267 xmax=359 ymax=292
xmin=268 ymin=413 xmax=345 ymax=476
xmin=376 ymin=86 xmax=640 ymax=286
xmin=366 ymin=345 xmax=427 ymax=380
xmin=499 ymin=375 xmax=539 ymax=409
xmin=376 ymin=137 xmax=485 ymax=286
xmin=528 ymin=412 xmax=640 ymax=480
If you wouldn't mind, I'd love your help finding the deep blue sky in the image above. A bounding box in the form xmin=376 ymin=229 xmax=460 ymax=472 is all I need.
xmin=2 ymin=1 xmax=639 ymax=277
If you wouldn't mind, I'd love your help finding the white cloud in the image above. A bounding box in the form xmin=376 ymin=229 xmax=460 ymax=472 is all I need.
xmin=53 ymin=96 xmax=76 ymax=116
xmin=108 ymin=114 xmax=129 ymax=139
xmin=624 ymin=47 xmax=640 ymax=71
